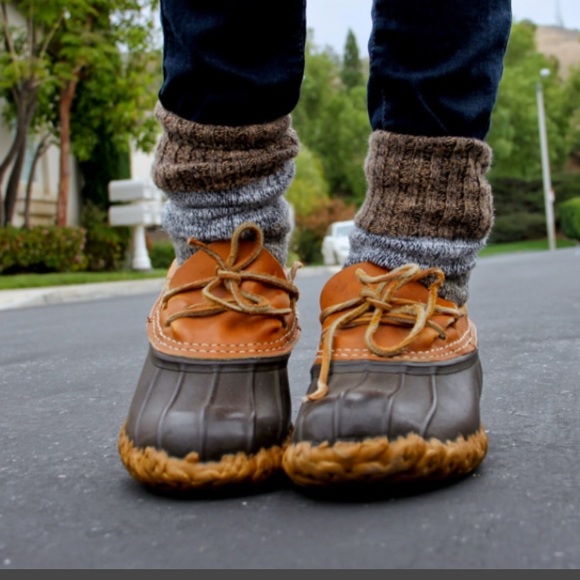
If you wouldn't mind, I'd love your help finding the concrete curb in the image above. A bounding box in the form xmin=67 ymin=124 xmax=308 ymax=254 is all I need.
xmin=0 ymin=278 xmax=165 ymax=311
xmin=0 ymin=265 xmax=340 ymax=312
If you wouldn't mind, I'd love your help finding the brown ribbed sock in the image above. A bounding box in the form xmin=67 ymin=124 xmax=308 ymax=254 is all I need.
xmin=346 ymin=130 xmax=494 ymax=305
xmin=152 ymin=103 xmax=300 ymax=265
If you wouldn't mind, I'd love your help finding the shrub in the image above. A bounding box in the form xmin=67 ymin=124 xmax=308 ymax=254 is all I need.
xmin=149 ymin=240 xmax=175 ymax=269
xmin=489 ymin=176 xmax=545 ymax=216
xmin=81 ymin=201 xmax=131 ymax=272
xmin=559 ymin=196 xmax=580 ymax=241
xmin=489 ymin=173 xmax=580 ymax=239
xmin=291 ymin=227 xmax=323 ymax=265
xmin=291 ymin=197 xmax=357 ymax=264
xmin=286 ymin=145 xmax=330 ymax=218
xmin=488 ymin=212 xmax=548 ymax=243
xmin=0 ymin=226 xmax=87 ymax=274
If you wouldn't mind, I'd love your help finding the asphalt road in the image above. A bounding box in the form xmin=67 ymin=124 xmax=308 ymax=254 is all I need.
xmin=1 ymin=248 xmax=579 ymax=569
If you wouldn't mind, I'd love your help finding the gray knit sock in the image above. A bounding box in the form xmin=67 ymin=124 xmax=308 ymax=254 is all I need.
xmin=345 ymin=131 xmax=494 ymax=306
xmin=162 ymin=163 xmax=295 ymax=265
xmin=152 ymin=103 xmax=300 ymax=265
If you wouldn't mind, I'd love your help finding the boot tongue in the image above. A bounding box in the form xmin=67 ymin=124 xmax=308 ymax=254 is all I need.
xmin=169 ymin=239 xmax=285 ymax=291
xmin=320 ymin=262 xmax=458 ymax=311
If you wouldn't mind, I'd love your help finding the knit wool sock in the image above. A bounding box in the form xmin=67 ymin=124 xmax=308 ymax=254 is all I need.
xmin=345 ymin=131 xmax=494 ymax=306
xmin=152 ymin=103 xmax=300 ymax=265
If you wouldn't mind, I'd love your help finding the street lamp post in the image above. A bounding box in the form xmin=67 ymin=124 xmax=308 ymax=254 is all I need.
xmin=536 ymin=68 xmax=557 ymax=252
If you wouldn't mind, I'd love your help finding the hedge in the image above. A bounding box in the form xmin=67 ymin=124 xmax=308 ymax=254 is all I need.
xmin=488 ymin=173 xmax=580 ymax=242
xmin=559 ymin=196 xmax=580 ymax=241
xmin=80 ymin=201 xmax=130 ymax=272
xmin=0 ymin=226 xmax=87 ymax=274
xmin=149 ymin=240 xmax=175 ymax=269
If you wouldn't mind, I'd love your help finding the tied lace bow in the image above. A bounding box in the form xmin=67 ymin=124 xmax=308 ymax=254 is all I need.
xmin=308 ymin=264 xmax=464 ymax=402
xmin=161 ymin=222 xmax=301 ymax=326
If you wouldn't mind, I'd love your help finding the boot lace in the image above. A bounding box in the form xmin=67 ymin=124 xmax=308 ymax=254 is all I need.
xmin=161 ymin=222 xmax=301 ymax=327
xmin=308 ymin=264 xmax=464 ymax=401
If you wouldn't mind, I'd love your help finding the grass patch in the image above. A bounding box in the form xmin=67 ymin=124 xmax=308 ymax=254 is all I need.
xmin=479 ymin=237 xmax=576 ymax=257
xmin=0 ymin=269 xmax=166 ymax=290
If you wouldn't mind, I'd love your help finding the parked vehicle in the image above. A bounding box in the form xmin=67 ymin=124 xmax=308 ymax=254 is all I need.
xmin=321 ymin=219 xmax=355 ymax=266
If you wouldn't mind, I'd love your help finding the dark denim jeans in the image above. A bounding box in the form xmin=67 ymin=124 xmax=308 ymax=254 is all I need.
xmin=159 ymin=0 xmax=511 ymax=139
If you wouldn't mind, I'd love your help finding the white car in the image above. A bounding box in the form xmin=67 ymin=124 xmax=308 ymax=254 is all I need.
xmin=321 ymin=219 xmax=355 ymax=266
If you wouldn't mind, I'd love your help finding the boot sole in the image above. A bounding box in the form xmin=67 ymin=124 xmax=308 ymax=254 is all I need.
xmin=118 ymin=423 xmax=289 ymax=491
xmin=282 ymin=426 xmax=487 ymax=487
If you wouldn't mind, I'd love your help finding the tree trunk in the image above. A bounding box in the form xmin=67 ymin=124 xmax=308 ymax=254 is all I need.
xmin=24 ymin=134 xmax=51 ymax=229
xmin=56 ymin=79 xmax=78 ymax=227
xmin=0 ymin=120 xmax=27 ymax=227
xmin=0 ymin=93 xmax=37 ymax=226
xmin=3 ymin=140 xmax=26 ymax=226
xmin=0 ymin=131 xmax=23 ymax=189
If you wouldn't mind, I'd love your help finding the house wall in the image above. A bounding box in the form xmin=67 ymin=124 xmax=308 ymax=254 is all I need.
xmin=0 ymin=120 xmax=81 ymax=227
xmin=130 ymin=146 xmax=157 ymax=185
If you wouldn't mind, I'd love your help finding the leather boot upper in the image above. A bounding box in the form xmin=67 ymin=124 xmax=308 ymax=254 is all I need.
xmin=292 ymin=262 xmax=483 ymax=445
xmin=147 ymin=225 xmax=301 ymax=361
xmin=315 ymin=262 xmax=477 ymax=370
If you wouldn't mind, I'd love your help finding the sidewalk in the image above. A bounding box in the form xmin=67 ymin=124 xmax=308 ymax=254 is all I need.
xmin=0 ymin=278 xmax=165 ymax=311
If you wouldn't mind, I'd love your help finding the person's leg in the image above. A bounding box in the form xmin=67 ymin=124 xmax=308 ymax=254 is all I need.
xmin=283 ymin=0 xmax=512 ymax=486
xmin=156 ymin=0 xmax=306 ymax=267
xmin=351 ymin=0 xmax=512 ymax=304
xmin=158 ymin=0 xmax=305 ymax=126
xmin=118 ymin=0 xmax=307 ymax=490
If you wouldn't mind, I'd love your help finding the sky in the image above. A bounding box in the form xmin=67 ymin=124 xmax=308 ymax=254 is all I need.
xmin=306 ymin=0 xmax=580 ymax=55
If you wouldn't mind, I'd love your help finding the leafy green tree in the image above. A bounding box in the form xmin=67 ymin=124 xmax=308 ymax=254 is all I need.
xmin=487 ymin=21 xmax=570 ymax=179
xmin=317 ymin=86 xmax=369 ymax=204
xmin=292 ymin=30 xmax=370 ymax=204
xmin=0 ymin=0 xmax=160 ymax=227
xmin=71 ymin=48 xmax=160 ymax=165
xmin=291 ymin=31 xmax=341 ymax=147
xmin=50 ymin=0 xmax=159 ymax=225
xmin=560 ymin=64 xmax=580 ymax=168
xmin=0 ymin=0 xmax=63 ymax=225
xmin=70 ymin=43 xmax=161 ymax=213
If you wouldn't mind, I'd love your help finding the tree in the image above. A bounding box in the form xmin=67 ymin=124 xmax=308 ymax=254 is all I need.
xmin=0 ymin=0 xmax=160 ymax=227
xmin=332 ymin=86 xmax=370 ymax=204
xmin=71 ymin=47 xmax=161 ymax=166
xmin=285 ymin=144 xmax=329 ymax=218
xmin=291 ymin=30 xmax=341 ymax=146
xmin=49 ymin=0 xmax=160 ymax=225
xmin=486 ymin=21 xmax=572 ymax=179
xmin=292 ymin=30 xmax=370 ymax=203
xmin=341 ymin=29 xmax=364 ymax=90
xmin=0 ymin=0 xmax=63 ymax=225
xmin=560 ymin=64 xmax=580 ymax=169
xmin=69 ymin=43 xmax=161 ymax=212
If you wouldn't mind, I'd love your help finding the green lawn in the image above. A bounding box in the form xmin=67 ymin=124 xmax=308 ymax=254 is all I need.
xmin=478 ymin=237 xmax=577 ymax=257
xmin=0 ymin=269 xmax=166 ymax=290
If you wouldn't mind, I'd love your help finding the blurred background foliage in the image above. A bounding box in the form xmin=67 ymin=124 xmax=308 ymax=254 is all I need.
xmin=2 ymin=13 xmax=580 ymax=272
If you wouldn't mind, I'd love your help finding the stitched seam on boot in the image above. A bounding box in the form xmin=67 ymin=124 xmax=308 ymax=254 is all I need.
xmin=150 ymin=299 xmax=299 ymax=354
xmin=316 ymin=321 xmax=476 ymax=362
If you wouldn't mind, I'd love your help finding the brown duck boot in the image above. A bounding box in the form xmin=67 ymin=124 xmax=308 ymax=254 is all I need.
xmin=283 ymin=131 xmax=494 ymax=487
xmin=283 ymin=262 xmax=486 ymax=486
xmin=118 ymin=222 xmax=301 ymax=490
